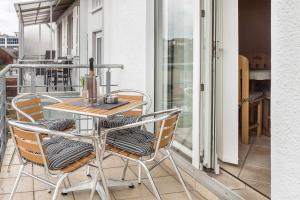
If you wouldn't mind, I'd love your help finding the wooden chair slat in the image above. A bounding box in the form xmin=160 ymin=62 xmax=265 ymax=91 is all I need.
xmin=15 ymin=136 xmax=41 ymax=153
xmin=18 ymin=147 xmax=47 ymax=165
xmin=19 ymin=112 xmax=44 ymax=122
xmin=13 ymin=127 xmax=39 ymax=141
xmin=164 ymin=115 xmax=178 ymax=127
xmin=158 ymin=134 xmax=173 ymax=148
xmin=21 ymin=106 xmax=43 ymax=115
xmin=16 ymin=98 xmax=41 ymax=108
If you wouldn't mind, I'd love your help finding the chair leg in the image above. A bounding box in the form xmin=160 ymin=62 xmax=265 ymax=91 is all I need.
xmin=121 ymin=159 xmax=129 ymax=180
xmin=138 ymin=164 xmax=142 ymax=184
xmin=9 ymin=165 xmax=24 ymax=200
xmin=139 ymin=161 xmax=161 ymax=200
xmin=90 ymin=171 xmax=100 ymax=200
xmin=52 ymin=173 xmax=69 ymax=200
xmin=257 ymin=100 xmax=263 ymax=137
xmin=167 ymin=150 xmax=192 ymax=200
xmin=7 ymin=148 xmax=16 ymax=172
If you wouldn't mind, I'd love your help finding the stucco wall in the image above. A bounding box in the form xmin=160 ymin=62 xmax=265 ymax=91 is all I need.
xmin=272 ymin=0 xmax=300 ymax=199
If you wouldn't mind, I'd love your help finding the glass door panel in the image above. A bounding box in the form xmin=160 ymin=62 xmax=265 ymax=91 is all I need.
xmin=156 ymin=0 xmax=194 ymax=157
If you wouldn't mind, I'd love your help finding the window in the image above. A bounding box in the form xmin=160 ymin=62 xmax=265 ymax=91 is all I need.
xmin=0 ymin=38 xmax=5 ymax=45
xmin=95 ymin=32 xmax=103 ymax=65
xmin=92 ymin=0 xmax=102 ymax=10
xmin=7 ymin=38 xmax=18 ymax=45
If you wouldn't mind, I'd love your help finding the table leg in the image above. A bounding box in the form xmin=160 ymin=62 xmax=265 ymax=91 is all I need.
xmin=61 ymin=117 xmax=134 ymax=199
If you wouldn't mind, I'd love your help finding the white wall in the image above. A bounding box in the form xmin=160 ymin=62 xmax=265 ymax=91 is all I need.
xmin=272 ymin=0 xmax=300 ymax=199
xmin=103 ymin=0 xmax=148 ymax=92
xmin=79 ymin=0 xmax=151 ymax=93
xmin=23 ymin=24 xmax=54 ymax=57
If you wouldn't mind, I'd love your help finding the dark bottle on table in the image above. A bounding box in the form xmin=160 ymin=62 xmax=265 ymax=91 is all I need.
xmin=87 ymin=58 xmax=97 ymax=103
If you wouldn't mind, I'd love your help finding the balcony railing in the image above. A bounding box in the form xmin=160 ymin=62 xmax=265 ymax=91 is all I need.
xmin=0 ymin=62 xmax=124 ymax=166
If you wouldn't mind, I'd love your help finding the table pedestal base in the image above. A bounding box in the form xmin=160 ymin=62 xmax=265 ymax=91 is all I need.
xmin=62 ymin=179 xmax=135 ymax=199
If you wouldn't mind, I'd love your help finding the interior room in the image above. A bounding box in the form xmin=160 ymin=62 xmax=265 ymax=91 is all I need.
xmin=220 ymin=0 xmax=271 ymax=198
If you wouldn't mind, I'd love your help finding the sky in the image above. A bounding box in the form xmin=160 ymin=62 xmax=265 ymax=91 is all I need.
xmin=0 ymin=0 xmax=19 ymax=35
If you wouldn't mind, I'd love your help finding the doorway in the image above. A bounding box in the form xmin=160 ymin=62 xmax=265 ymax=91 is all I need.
xmin=220 ymin=0 xmax=271 ymax=198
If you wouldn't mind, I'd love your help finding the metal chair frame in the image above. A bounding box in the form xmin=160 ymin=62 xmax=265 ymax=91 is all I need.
xmin=96 ymin=89 xmax=152 ymax=180
xmin=104 ymin=89 xmax=152 ymax=116
xmin=90 ymin=108 xmax=192 ymax=200
xmin=7 ymin=93 xmax=64 ymax=172
xmin=7 ymin=120 xmax=96 ymax=200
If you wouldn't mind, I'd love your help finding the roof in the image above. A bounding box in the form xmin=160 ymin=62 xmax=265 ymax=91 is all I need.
xmin=0 ymin=48 xmax=18 ymax=59
xmin=14 ymin=0 xmax=76 ymax=26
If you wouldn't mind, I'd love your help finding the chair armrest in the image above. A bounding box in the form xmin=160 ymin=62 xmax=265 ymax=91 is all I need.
xmin=136 ymin=108 xmax=180 ymax=122
xmin=8 ymin=120 xmax=95 ymax=140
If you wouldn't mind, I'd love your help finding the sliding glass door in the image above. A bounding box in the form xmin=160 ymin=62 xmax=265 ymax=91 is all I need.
xmin=155 ymin=0 xmax=201 ymax=165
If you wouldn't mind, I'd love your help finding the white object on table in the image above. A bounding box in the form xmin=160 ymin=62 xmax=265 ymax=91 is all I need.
xmin=250 ymin=69 xmax=271 ymax=80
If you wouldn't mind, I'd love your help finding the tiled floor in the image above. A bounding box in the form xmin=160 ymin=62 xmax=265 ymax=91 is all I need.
xmin=220 ymin=135 xmax=271 ymax=198
xmin=0 ymin=139 xmax=204 ymax=200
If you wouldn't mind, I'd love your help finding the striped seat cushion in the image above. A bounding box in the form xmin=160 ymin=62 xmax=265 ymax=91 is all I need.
xmin=107 ymin=128 xmax=155 ymax=156
xmin=39 ymin=118 xmax=75 ymax=131
xmin=43 ymin=137 xmax=94 ymax=170
xmin=99 ymin=116 xmax=138 ymax=129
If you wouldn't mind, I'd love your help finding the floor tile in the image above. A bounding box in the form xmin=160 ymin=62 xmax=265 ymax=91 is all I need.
xmin=213 ymin=171 xmax=245 ymax=190
xmin=253 ymin=135 xmax=270 ymax=148
xmin=162 ymin=191 xmax=204 ymax=200
xmin=102 ymin=156 xmax=126 ymax=169
xmin=34 ymin=190 xmax=74 ymax=200
xmin=233 ymin=186 xmax=269 ymax=200
xmin=129 ymin=164 xmax=169 ymax=179
xmin=243 ymin=179 xmax=271 ymax=197
xmin=113 ymin=183 xmax=153 ymax=200
xmin=74 ymin=190 xmax=115 ymax=200
xmin=0 ymin=165 xmax=32 ymax=179
xmin=143 ymin=176 xmax=186 ymax=195
xmin=1 ymin=154 xmax=20 ymax=166
xmin=104 ymin=167 xmax=137 ymax=181
xmin=0 ymin=192 xmax=34 ymax=200
xmin=0 ymin=177 xmax=33 ymax=194
xmin=239 ymin=165 xmax=270 ymax=184
xmin=4 ymin=146 xmax=15 ymax=155
xmin=244 ymin=146 xmax=271 ymax=169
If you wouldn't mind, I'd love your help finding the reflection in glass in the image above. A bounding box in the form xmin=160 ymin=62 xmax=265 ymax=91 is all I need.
xmin=156 ymin=0 xmax=194 ymax=152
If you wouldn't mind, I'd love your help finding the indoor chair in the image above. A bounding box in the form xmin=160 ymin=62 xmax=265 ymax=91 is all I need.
xmin=239 ymin=55 xmax=264 ymax=144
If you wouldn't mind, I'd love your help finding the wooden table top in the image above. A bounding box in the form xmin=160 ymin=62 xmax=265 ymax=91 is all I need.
xmin=44 ymin=97 xmax=145 ymax=118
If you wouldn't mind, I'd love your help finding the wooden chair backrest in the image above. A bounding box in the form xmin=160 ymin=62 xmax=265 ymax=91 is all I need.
xmin=15 ymin=97 xmax=44 ymax=122
xmin=155 ymin=113 xmax=180 ymax=149
xmin=239 ymin=55 xmax=250 ymax=104
xmin=10 ymin=126 xmax=48 ymax=165
xmin=119 ymin=95 xmax=144 ymax=117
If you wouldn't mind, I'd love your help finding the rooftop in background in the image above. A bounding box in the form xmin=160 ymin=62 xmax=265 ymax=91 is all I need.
xmin=14 ymin=0 xmax=77 ymax=26
xmin=0 ymin=48 xmax=18 ymax=59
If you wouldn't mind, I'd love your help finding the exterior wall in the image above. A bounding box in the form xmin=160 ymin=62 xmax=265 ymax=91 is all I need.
xmin=103 ymin=0 xmax=148 ymax=92
xmin=23 ymin=24 xmax=54 ymax=58
xmin=80 ymin=0 xmax=151 ymax=93
xmin=272 ymin=0 xmax=300 ymax=199
xmin=56 ymin=4 xmax=80 ymax=58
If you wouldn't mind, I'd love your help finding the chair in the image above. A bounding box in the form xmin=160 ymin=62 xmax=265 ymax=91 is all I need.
xmin=91 ymin=108 xmax=192 ymax=200
xmin=263 ymin=91 xmax=271 ymax=135
xmin=98 ymin=89 xmax=152 ymax=128
xmin=7 ymin=120 xmax=96 ymax=200
xmin=7 ymin=93 xmax=76 ymax=172
xmin=239 ymin=55 xmax=263 ymax=144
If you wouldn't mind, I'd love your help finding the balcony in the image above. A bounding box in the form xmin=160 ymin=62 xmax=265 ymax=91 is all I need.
xmin=0 ymin=63 xmax=270 ymax=200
